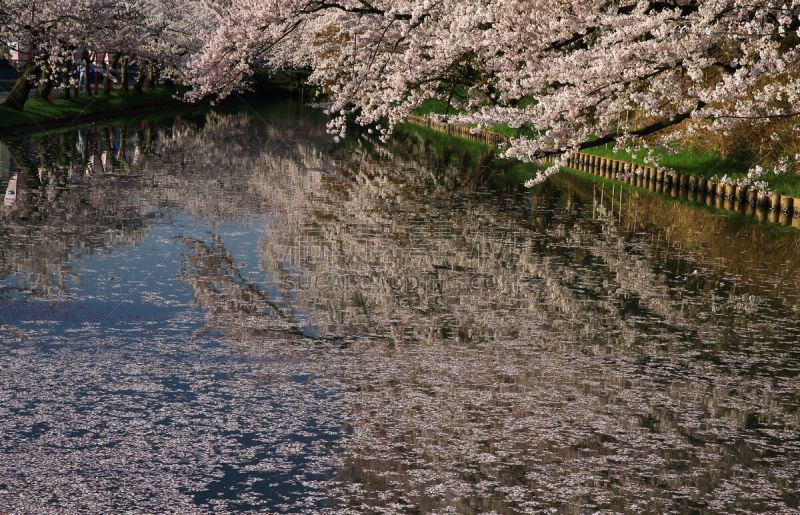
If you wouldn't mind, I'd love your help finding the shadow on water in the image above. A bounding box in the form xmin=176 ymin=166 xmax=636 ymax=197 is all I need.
xmin=0 ymin=99 xmax=799 ymax=512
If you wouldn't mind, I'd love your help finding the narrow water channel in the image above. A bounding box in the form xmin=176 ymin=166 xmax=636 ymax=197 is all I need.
xmin=1 ymin=101 xmax=799 ymax=513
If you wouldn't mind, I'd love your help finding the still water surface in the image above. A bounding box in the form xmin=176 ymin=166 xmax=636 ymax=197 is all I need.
xmin=1 ymin=102 xmax=799 ymax=513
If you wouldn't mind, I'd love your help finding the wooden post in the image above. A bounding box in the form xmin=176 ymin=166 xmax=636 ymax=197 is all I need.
xmin=769 ymin=193 xmax=781 ymax=212
xmin=724 ymin=183 xmax=735 ymax=200
xmin=780 ymin=196 xmax=793 ymax=215
xmin=792 ymin=198 xmax=800 ymax=228
xmin=734 ymin=185 xmax=746 ymax=202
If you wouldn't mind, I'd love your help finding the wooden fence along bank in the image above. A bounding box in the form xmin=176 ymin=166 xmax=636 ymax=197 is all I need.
xmin=406 ymin=115 xmax=800 ymax=228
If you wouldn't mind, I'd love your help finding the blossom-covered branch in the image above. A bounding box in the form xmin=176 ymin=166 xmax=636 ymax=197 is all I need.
xmin=184 ymin=0 xmax=800 ymax=173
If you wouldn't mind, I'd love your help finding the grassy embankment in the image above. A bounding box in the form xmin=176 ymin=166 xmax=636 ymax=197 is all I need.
xmin=411 ymin=98 xmax=800 ymax=197
xmin=394 ymin=121 xmax=540 ymax=189
xmin=0 ymin=86 xmax=181 ymax=135
xmin=396 ymin=119 xmax=800 ymax=240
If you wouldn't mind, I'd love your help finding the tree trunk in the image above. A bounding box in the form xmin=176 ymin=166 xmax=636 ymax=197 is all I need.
xmin=134 ymin=62 xmax=147 ymax=93
xmin=444 ymin=83 xmax=456 ymax=115
xmin=83 ymin=54 xmax=93 ymax=96
xmin=72 ymin=58 xmax=78 ymax=97
xmin=103 ymin=53 xmax=121 ymax=94
xmin=36 ymin=77 xmax=53 ymax=102
xmin=3 ymin=60 xmax=37 ymax=110
xmin=120 ymin=57 xmax=129 ymax=92
xmin=147 ymin=64 xmax=158 ymax=89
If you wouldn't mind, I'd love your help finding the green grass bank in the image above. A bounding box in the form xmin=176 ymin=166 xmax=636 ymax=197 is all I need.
xmin=0 ymin=87 xmax=182 ymax=137
xmin=410 ymin=99 xmax=800 ymax=197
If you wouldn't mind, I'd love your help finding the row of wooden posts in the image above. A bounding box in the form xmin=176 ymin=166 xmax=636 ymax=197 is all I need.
xmin=407 ymin=115 xmax=800 ymax=226
xmin=549 ymin=152 xmax=800 ymax=219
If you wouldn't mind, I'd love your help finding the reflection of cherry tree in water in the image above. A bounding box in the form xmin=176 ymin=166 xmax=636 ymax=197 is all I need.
xmin=0 ymin=109 xmax=329 ymax=299
xmin=131 ymin=111 xmax=333 ymax=223
xmin=3 ymin=110 xmax=799 ymax=511
xmin=0 ymin=127 xmax=160 ymax=297
xmin=179 ymin=235 xmax=301 ymax=341
xmin=146 ymin=114 xmax=800 ymax=511
xmin=0 ymin=112 xmax=264 ymax=298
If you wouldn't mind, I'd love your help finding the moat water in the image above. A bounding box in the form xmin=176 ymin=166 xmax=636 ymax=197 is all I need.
xmin=1 ymin=100 xmax=799 ymax=512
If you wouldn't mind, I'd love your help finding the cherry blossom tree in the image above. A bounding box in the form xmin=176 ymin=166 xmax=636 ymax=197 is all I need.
xmin=0 ymin=0 xmax=216 ymax=109
xmin=185 ymin=0 xmax=800 ymax=177
xmin=1 ymin=1 xmax=116 ymax=107
xmin=4 ymin=0 xmax=798 ymax=178
xmin=123 ymin=0 xmax=218 ymax=91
